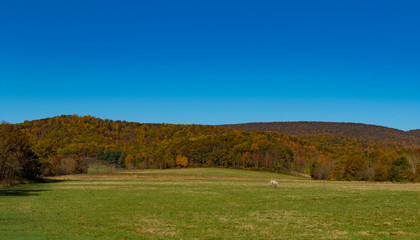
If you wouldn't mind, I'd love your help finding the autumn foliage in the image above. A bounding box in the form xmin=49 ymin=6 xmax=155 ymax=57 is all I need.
xmin=0 ymin=123 xmax=41 ymax=182
xmin=222 ymin=122 xmax=420 ymax=146
xmin=12 ymin=115 xmax=420 ymax=182
xmin=176 ymin=155 xmax=188 ymax=167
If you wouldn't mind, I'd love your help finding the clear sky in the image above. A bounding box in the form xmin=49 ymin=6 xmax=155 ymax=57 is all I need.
xmin=1 ymin=0 xmax=419 ymax=130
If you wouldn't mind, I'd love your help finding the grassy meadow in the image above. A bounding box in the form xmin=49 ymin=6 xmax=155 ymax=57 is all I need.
xmin=0 ymin=168 xmax=419 ymax=239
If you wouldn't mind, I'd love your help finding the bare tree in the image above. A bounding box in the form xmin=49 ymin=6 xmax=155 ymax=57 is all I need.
xmin=407 ymin=151 xmax=419 ymax=174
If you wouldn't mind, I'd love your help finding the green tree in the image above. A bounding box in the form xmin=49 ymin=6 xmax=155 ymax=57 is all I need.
xmin=96 ymin=149 xmax=105 ymax=160
xmin=391 ymin=157 xmax=411 ymax=182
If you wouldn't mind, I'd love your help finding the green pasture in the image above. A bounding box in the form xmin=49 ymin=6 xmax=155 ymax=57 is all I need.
xmin=87 ymin=163 xmax=118 ymax=174
xmin=0 ymin=169 xmax=419 ymax=239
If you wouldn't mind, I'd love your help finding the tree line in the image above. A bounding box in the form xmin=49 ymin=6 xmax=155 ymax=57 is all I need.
xmin=1 ymin=115 xmax=418 ymax=182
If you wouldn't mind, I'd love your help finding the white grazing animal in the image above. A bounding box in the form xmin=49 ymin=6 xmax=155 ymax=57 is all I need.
xmin=270 ymin=180 xmax=280 ymax=187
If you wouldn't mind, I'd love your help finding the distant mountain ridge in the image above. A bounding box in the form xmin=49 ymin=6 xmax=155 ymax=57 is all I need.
xmin=408 ymin=129 xmax=420 ymax=139
xmin=220 ymin=122 xmax=420 ymax=146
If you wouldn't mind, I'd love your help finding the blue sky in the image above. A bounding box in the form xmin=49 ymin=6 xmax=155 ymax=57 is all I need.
xmin=1 ymin=0 xmax=419 ymax=130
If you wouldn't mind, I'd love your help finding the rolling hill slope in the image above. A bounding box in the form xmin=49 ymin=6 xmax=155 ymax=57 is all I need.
xmin=408 ymin=129 xmax=420 ymax=139
xmin=8 ymin=115 xmax=418 ymax=181
xmin=221 ymin=122 xmax=420 ymax=146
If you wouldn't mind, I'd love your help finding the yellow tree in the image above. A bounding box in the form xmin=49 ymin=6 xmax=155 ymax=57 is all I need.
xmin=176 ymin=155 xmax=188 ymax=167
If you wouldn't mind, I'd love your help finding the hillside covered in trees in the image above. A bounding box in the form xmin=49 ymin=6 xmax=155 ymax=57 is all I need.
xmin=408 ymin=129 xmax=420 ymax=139
xmin=1 ymin=115 xmax=418 ymax=183
xmin=221 ymin=122 xmax=420 ymax=146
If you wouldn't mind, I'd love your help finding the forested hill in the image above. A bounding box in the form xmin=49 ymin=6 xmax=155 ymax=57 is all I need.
xmin=408 ymin=129 xmax=420 ymax=139
xmin=6 ymin=115 xmax=418 ymax=182
xmin=220 ymin=122 xmax=420 ymax=146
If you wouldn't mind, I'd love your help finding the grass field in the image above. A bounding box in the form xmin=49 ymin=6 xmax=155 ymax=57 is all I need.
xmin=119 ymin=167 xmax=309 ymax=179
xmin=0 ymin=168 xmax=419 ymax=239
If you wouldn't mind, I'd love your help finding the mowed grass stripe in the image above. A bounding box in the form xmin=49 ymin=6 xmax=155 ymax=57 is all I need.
xmin=117 ymin=167 xmax=308 ymax=179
